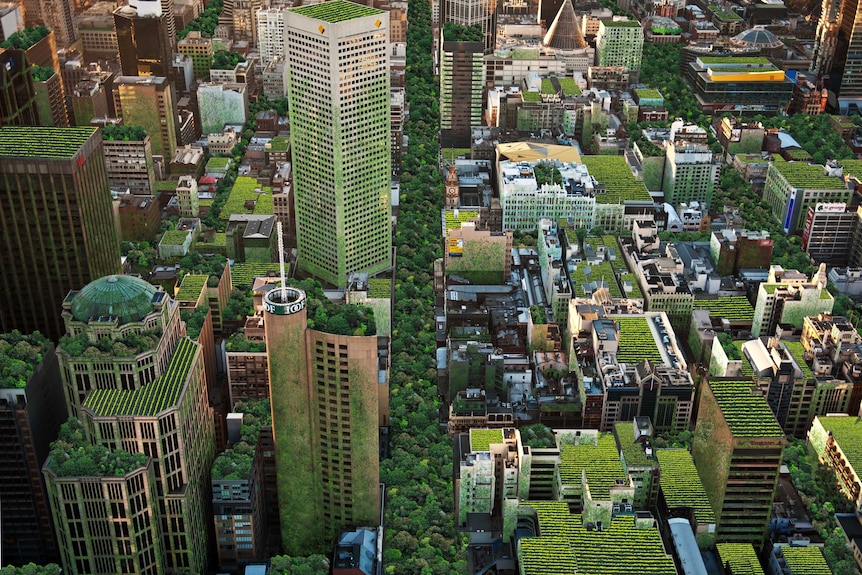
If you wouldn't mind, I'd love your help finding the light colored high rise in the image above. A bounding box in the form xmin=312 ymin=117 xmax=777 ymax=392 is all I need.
xmin=596 ymin=19 xmax=644 ymax=81
xmin=256 ymin=8 xmax=286 ymax=66
xmin=285 ymin=0 xmax=392 ymax=287
xmin=812 ymin=0 xmax=862 ymax=111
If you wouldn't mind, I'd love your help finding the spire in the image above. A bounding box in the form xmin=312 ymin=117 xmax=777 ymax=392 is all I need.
xmin=543 ymin=0 xmax=587 ymax=50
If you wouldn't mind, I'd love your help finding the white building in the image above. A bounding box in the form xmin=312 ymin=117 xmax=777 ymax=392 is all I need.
xmin=256 ymin=7 xmax=286 ymax=66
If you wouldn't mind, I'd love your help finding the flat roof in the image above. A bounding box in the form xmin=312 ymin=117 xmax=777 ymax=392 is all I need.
xmin=709 ymin=380 xmax=784 ymax=438
xmin=668 ymin=519 xmax=708 ymax=575
xmin=290 ymin=0 xmax=384 ymax=22
xmin=814 ymin=416 xmax=862 ymax=473
xmin=496 ymin=141 xmax=582 ymax=163
xmin=0 ymin=126 xmax=97 ymax=159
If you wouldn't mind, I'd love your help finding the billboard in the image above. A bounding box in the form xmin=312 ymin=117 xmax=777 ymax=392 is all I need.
xmin=814 ymin=202 xmax=846 ymax=214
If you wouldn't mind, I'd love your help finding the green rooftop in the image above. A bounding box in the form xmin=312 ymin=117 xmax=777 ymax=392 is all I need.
xmin=522 ymin=91 xmax=541 ymax=102
xmin=656 ymin=449 xmax=716 ymax=524
xmin=582 ymin=156 xmax=652 ymax=203
xmin=699 ymin=56 xmax=771 ymax=65
xmin=780 ymin=545 xmax=831 ymax=575
xmin=0 ymin=126 xmax=97 ymax=159
xmin=559 ymin=433 xmax=626 ymax=499
xmin=782 ymin=340 xmax=814 ymax=380
xmin=616 ymin=317 xmax=663 ymax=364
xmin=231 ymin=262 xmax=280 ymax=289
xmin=84 ymin=338 xmax=199 ymax=417
xmin=470 ymin=429 xmax=503 ymax=452
xmin=221 ymin=176 xmax=273 ymax=218
xmin=444 ymin=209 xmax=479 ymax=233
xmin=692 ymin=296 xmax=754 ymax=323
xmin=635 ymin=88 xmax=662 ymax=99
xmin=291 ymin=0 xmax=384 ymax=23
xmin=0 ymin=331 xmax=53 ymax=389
xmin=708 ymin=5 xmax=742 ymax=21
xmin=175 ymin=274 xmax=208 ymax=301
xmin=715 ymin=544 xmax=765 ymax=575
xmin=268 ymin=136 xmax=290 ymax=152
xmin=771 ymin=157 xmax=848 ymax=190
xmin=613 ymin=422 xmax=654 ymax=468
xmin=813 ymin=416 xmax=862 ymax=474
xmin=709 ymin=380 xmax=784 ymax=438
xmin=558 ymin=78 xmax=581 ymax=96
xmin=601 ymin=19 xmax=642 ymax=27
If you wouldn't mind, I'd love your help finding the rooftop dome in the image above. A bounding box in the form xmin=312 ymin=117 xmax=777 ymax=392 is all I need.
xmin=731 ymin=27 xmax=783 ymax=49
xmin=70 ymin=275 xmax=158 ymax=325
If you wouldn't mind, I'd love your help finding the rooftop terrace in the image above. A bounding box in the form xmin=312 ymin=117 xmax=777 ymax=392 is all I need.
xmin=656 ymin=449 xmax=716 ymax=524
xmin=290 ymin=0 xmax=384 ymax=23
xmin=559 ymin=433 xmax=625 ymax=499
xmin=708 ymin=380 xmax=784 ymax=438
xmin=0 ymin=126 xmax=97 ymax=159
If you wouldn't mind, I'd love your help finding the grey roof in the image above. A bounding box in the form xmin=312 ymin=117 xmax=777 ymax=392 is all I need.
xmin=732 ymin=27 xmax=783 ymax=48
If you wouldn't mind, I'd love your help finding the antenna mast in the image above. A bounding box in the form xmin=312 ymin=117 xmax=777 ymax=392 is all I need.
xmin=277 ymin=221 xmax=286 ymax=291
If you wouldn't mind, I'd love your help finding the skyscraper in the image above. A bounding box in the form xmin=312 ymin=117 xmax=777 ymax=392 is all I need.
xmin=596 ymin=20 xmax=645 ymax=83
xmin=256 ymin=8 xmax=286 ymax=66
xmin=112 ymin=76 xmax=179 ymax=158
xmin=0 ymin=49 xmax=38 ymax=125
xmin=439 ymin=28 xmax=483 ymax=148
xmin=285 ymin=1 xmax=392 ymax=287
xmin=812 ymin=0 xmax=862 ymax=110
xmin=0 ymin=126 xmax=120 ymax=340
xmin=263 ymin=283 xmax=387 ymax=554
xmin=443 ymin=0 xmax=497 ymax=52
xmin=114 ymin=2 xmax=175 ymax=81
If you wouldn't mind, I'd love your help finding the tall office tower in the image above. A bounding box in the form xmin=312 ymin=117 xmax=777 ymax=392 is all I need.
xmin=263 ymin=284 xmax=387 ymax=554
xmin=32 ymin=67 xmax=69 ymax=127
xmin=443 ymin=0 xmax=497 ymax=53
xmin=692 ymin=379 xmax=785 ymax=548
xmin=178 ymin=31 xmax=213 ymax=81
xmin=285 ymin=1 xmax=392 ymax=287
xmin=102 ymin=127 xmax=156 ymax=195
xmin=37 ymin=0 xmax=77 ymax=48
xmin=229 ymin=0 xmax=262 ymax=41
xmin=0 ymin=332 xmax=64 ymax=566
xmin=112 ymin=76 xmax=179 ymax=158
xmin=813 ymin=0 xmax=862 ymax=109
xmin=53 ymin=277 xmax=215 ymax=573
xmin=0 ymin=126 xmax=119 ymax=340
xmin=0 ymin=49 xmax=38 ymax=125
xmin=596 ymin=19 xmax=645 ymax=82
xmin=256 ymin=8 xmax=286 ymax=66
xmin=439 ymin=27 xmax=484 ymax=148
xmin=114 ymin=3 xmax=175 ymax=82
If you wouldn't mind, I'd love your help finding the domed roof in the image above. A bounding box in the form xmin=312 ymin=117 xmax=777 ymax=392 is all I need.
xmin=731 ymin=27 xmax=783 ymax=49
xmin=70 ymin=275 xmax=158 ymax=325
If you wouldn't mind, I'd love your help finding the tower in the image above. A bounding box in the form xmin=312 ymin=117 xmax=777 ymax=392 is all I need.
xmin=256 ymin=8 xmax=287 ymax=66
xmin=112 ymin=76 xmax=179 ymax=158
xmin=812 ymin=0 xmax=862 ymax=110
xmin=114 ymin=2 xmax=175 ymax=82
xmin=443 ymin=0 xmax=497 ymax=52
xmin=596 ymin=19 xmax=645 ymax=83
xmin=0 ymin=49 xmax=38 ymax=125
xmin=0 ymin=126 xmax=120 ymax=340
xmin=285 ymin=0 xmax=392 ymax=287
xmin=439 ymin=27 xmax=484 ymax=148
xmin=445 ymin=163 xmax=460 ymax=209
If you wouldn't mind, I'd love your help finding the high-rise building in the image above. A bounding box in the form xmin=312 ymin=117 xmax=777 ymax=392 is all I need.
xmin=692 ymin=379 xmax=785 ymax=547
xmin=114 ymin=3 xmax=175 ymax=82
xmin=285 ymin=1 xmax=392 ymax=287
xmin=222 ymin=0 xmax=262 ymax=41
xmin=812 ymin=0 xmax=862 ymax=111
xmin=263 ymin=284 xmax=387 ymax=554
xmin=178 ymin=31 xmax=213 ymax=81
xmin=752 ymin=265 xmax=834 ymax=338
xmin=0 ymin=126 xmax=120 ymax=340
xmin=102 ymin=126 xmax=156 ymax=195
xmin=112 ymin=76 xmax=179 ymax=158
xmin=0 ymin=3 xmax=24 ymax=42
xmin=443 ymin=0 xmax=497 ymax=52
xmin=37 ymin=0 xmax=77 ymax=48
xmin=439 ymin=28 xmax=484 ymax=148
xmin=596 ymin=19 xmax=644 ymax=82
xmin=32 ymin=67 xmax=69 ymax=127
xmin=256 ymin=8 xmax=286 ymax=66
xmin=0 ymin=49 xmax=38 ymax=125
xmin=0 ymin=332 xmax=64 ymax=566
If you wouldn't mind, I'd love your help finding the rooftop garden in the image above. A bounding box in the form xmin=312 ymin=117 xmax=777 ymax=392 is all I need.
xmin=558 ymin=78 xmax=580 ymax=96
xmin=691 ymin=296 xmax=754 ymax=322
xmin=221 ymin=176 xmax=273 ymax=218
xmin=813 ymin=416 xmax=862 ymax=473
xmin=0 ymin=126 xmax=97 ymax=159
xmin=206 ymin=157 xmax=231 ymax=170
xmin=709 ymin=380 xmax=784 ymax=438
xmin=733 ymin=340 xmax=754 ymax=376
xmin=102 ymin=124 xmax=147 ymax=142
xmin=559 ymin=433 xmax=625 ymax=498
xmin=30 ymin=65 xmax=54 ymax=82
xmin=707 ymin=5 xmax=742 ymax=21
xmin=84 ymin=338 xmax=198 ymax=417
xmin=59 ymin=330 xmax=161 ymax=358
xmin=655 ymin=449 xmax=716 ymax=524
xmin=291 ymin=0 xmax=384 ymax=23
xmin=294 ymin=278 xmax=377 ymax=336
xmin=470 ymin=429 xmax=503 ymax=452
xmin=715 ymin=544 xmax=764 ymax=575
xmin=226 ymin=331 xmax=266 ymax=353
xmin=0 ymin=330 xmax=53 ymax=389
xmin=601 ymin=19 xmax=642 ymax=27
xmin=582 ymin=156 xmax=651 ymax=203
xmin=614 ymin=422 xmax=653 ymax=468
xmin=541 ymin=79 xmax=556 ymax=95
xmin=161 ymin=229 xmax=191 ymax=246
xmin=368 ymin=279 xmax=391 ymax=298
xmin=442 ymin=22 xmax=483 ymax=43
xmin=533 ymin=162 xmax=563 ymax=186
xmin=444 ymin=210 xmax=479 ymax=233
xmin=230 ymin=262 xmax=280 ymax=289
xmin=0 ymin=25 xmax=49 ymax=50
xmin=211 ymin=51 xmax=246 ymax=71
xmin=154 ymin=180 xmax=180 ymax=192
xmin=522 ymin=91 xmax=541 ymax=102
xmin=0 ymin=564 xmax=62 ymax=575
xmin=780 ymin=546 xmax=831 ymax=575
xmin=212 ymin=398 xmax=271 ymax=480
xmin=268 ymin=136 xmax=290 ymax=152
xmin=785 ymin=148 xmax=813 ymax=161
xmin=520 ymin=424 xmax=557 ymax=449
xmin=570 ymin=261 xmax=622 ymax=298
xmin=178 ymin=252 xmax=227 ymax=287
xmin=46 ymin=418 xmax=148 ymax=478
xmin=699 ymin=56 xmax=770 ymax=65
xmin=635 ymin=88 xmax=662 ymax=100
xmin=616 ymin=317 xmax=663 ymax=364
xmin=771 ymin=157 xmax=848 ymax=190
xmin=518 ymin=502 xmax=676 ymax=575
xmin=175 ymin=274 xmax=208 ymax=301
xmin=180 ymin=306 xmax=208 ymax=340
xmin=177 ymin=0 xmax=222 ymax=39
xmin=782 ymin=340 xmax=814 ymax=380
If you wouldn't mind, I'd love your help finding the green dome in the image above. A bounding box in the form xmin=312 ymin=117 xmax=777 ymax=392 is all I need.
xmin=70 ymin=275 xmax=158 ymax=325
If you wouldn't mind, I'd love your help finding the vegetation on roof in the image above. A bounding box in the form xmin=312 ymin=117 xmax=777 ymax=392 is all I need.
xmin=0 ymin=330 xmax=52 ymax=389
xmin=692 ymin=296 xmax=754 ymax=322
xmin=177 ymin=0 xmax=222 ymax=39
xmin=180 ymin=306 xmax=208 ymax=341
xmin=813 ymin=416 xmax=862 ymax=474
xmin=614 ymin=422 xmax=653 ymax=468
xmin=161 ymin=229 xmax=191 ymax=246
xmin=0 ymin=126 xmax=97 ymax=159
xmin=520 ymin=424 xmax=557 ymax=448
xmin=292 ymin=278 xmax=377 ymax=336
xmin=601 ymin=19 xmax=642 ymax=27
xmin=570 ymin=261 xmax=622 ymax=299
xmin=709 ymin=380 xmax=784 ymax=438
xmin=635 ymin=88 xmax=662 ymax=99
xmin=291 ymin=0 xmax=384 ymax=23
xmin=231 ymin=262 xmax=280 ymax=288
xmin=211 ymin=51 xmax=245 ymax=71
xmin=0 ymin=564 xmax=62 ymax=575
xmin=582 ymin=156 xmax=651 ymax=203
xmin=616 ymin=317 xmax=663 ymax=364
xmin=558 ymin=78 xmax=581 ymax=96
xmin=267 ymin=136 xmax=290 ymax=152
xmin=179 ymin=252 xmax=228 ymax=287
xmin=30 ymin=65 xmax=55 ymax=82
xmin=656 ymin=449 xmax=716 ymax=524
xmin=46 ymin=418 xmax=148 ymax=478
xmin=221 ymin=176 xmax=273 ymax=218
xmin=780 ymin=545 xmax=831 ymax=575
xmin=444 ymin=210 xmax=479 ymax=233
xmin=368 ymin=278 xmax=391 ymax=298
xmin=785 ymin=148 xmax=812 ymax=161
xmin=0 ymin=25 xmax=49 ymax=50
xmin=771 ymin=157 xmax=848 ymax=190
xmin=84 ymin=338 xmax=198 ymax=417
xmin=559 ymin=433 xmax=625 ymax=498
xmin=226 ymin=331 xmax=266 ymax=353
xmin=442 ymin=22 xmax=483 ymax=42
xmin=699 ymin=56 xmax=770 ymax=64
xmin=102 ymin=124 xmax=147 ymax=141
xmin=212 ymin=399 xmax=272 ymax=480
xmin=733 ymin=340 xmax=754 ymax=375
xmin=707 ymin=5 xmax=742 ymax=21
xmin=715 ymin=543 xmax=765 ymax=575
xmin=522 ymin=91 xmax=541 ymax=102
xmin=533 ymin=162 xmax=563 ymax=186
xmin=541 ymin=79 xmax=556 ymax=95
xmin=207 ymin=157 xmax=231 ymax=169
xmin=518 ymin=502 xmax=676 ymax=575
xmin=176 ymin=274 xmax=208 ymax=301
xmin=470 ymin=429 xmax=503 ymax=452
xmin=59 ymin=330 xmax=162 ymax=359
xmin=782 ymin=340 xmax=813 ymax=380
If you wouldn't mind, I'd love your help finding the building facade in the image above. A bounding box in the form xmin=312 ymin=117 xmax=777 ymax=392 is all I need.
xmin=114 ymin=3 xmax=175 ymax=82
xmin=0 ymin=126 xmax=120 ymax=340
xmin=285 ymin=1 xmax=392 ymax=287
xmin=440 ymin=38 xmax=484 ymax=148
xmin=752 ymin=265 xmax=834 ymax=338
xmin=103 ymin=133 xmax=156 ymax=195
xmin=256 ymin=8 xmax=286 ymax=66
xmin=596 ymin=20 xmax=644 ymax=81
xmin=112 ymin=76 xmax=179 ymax=159
xmin=662 ymin=142 xmax=720 ymax=210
